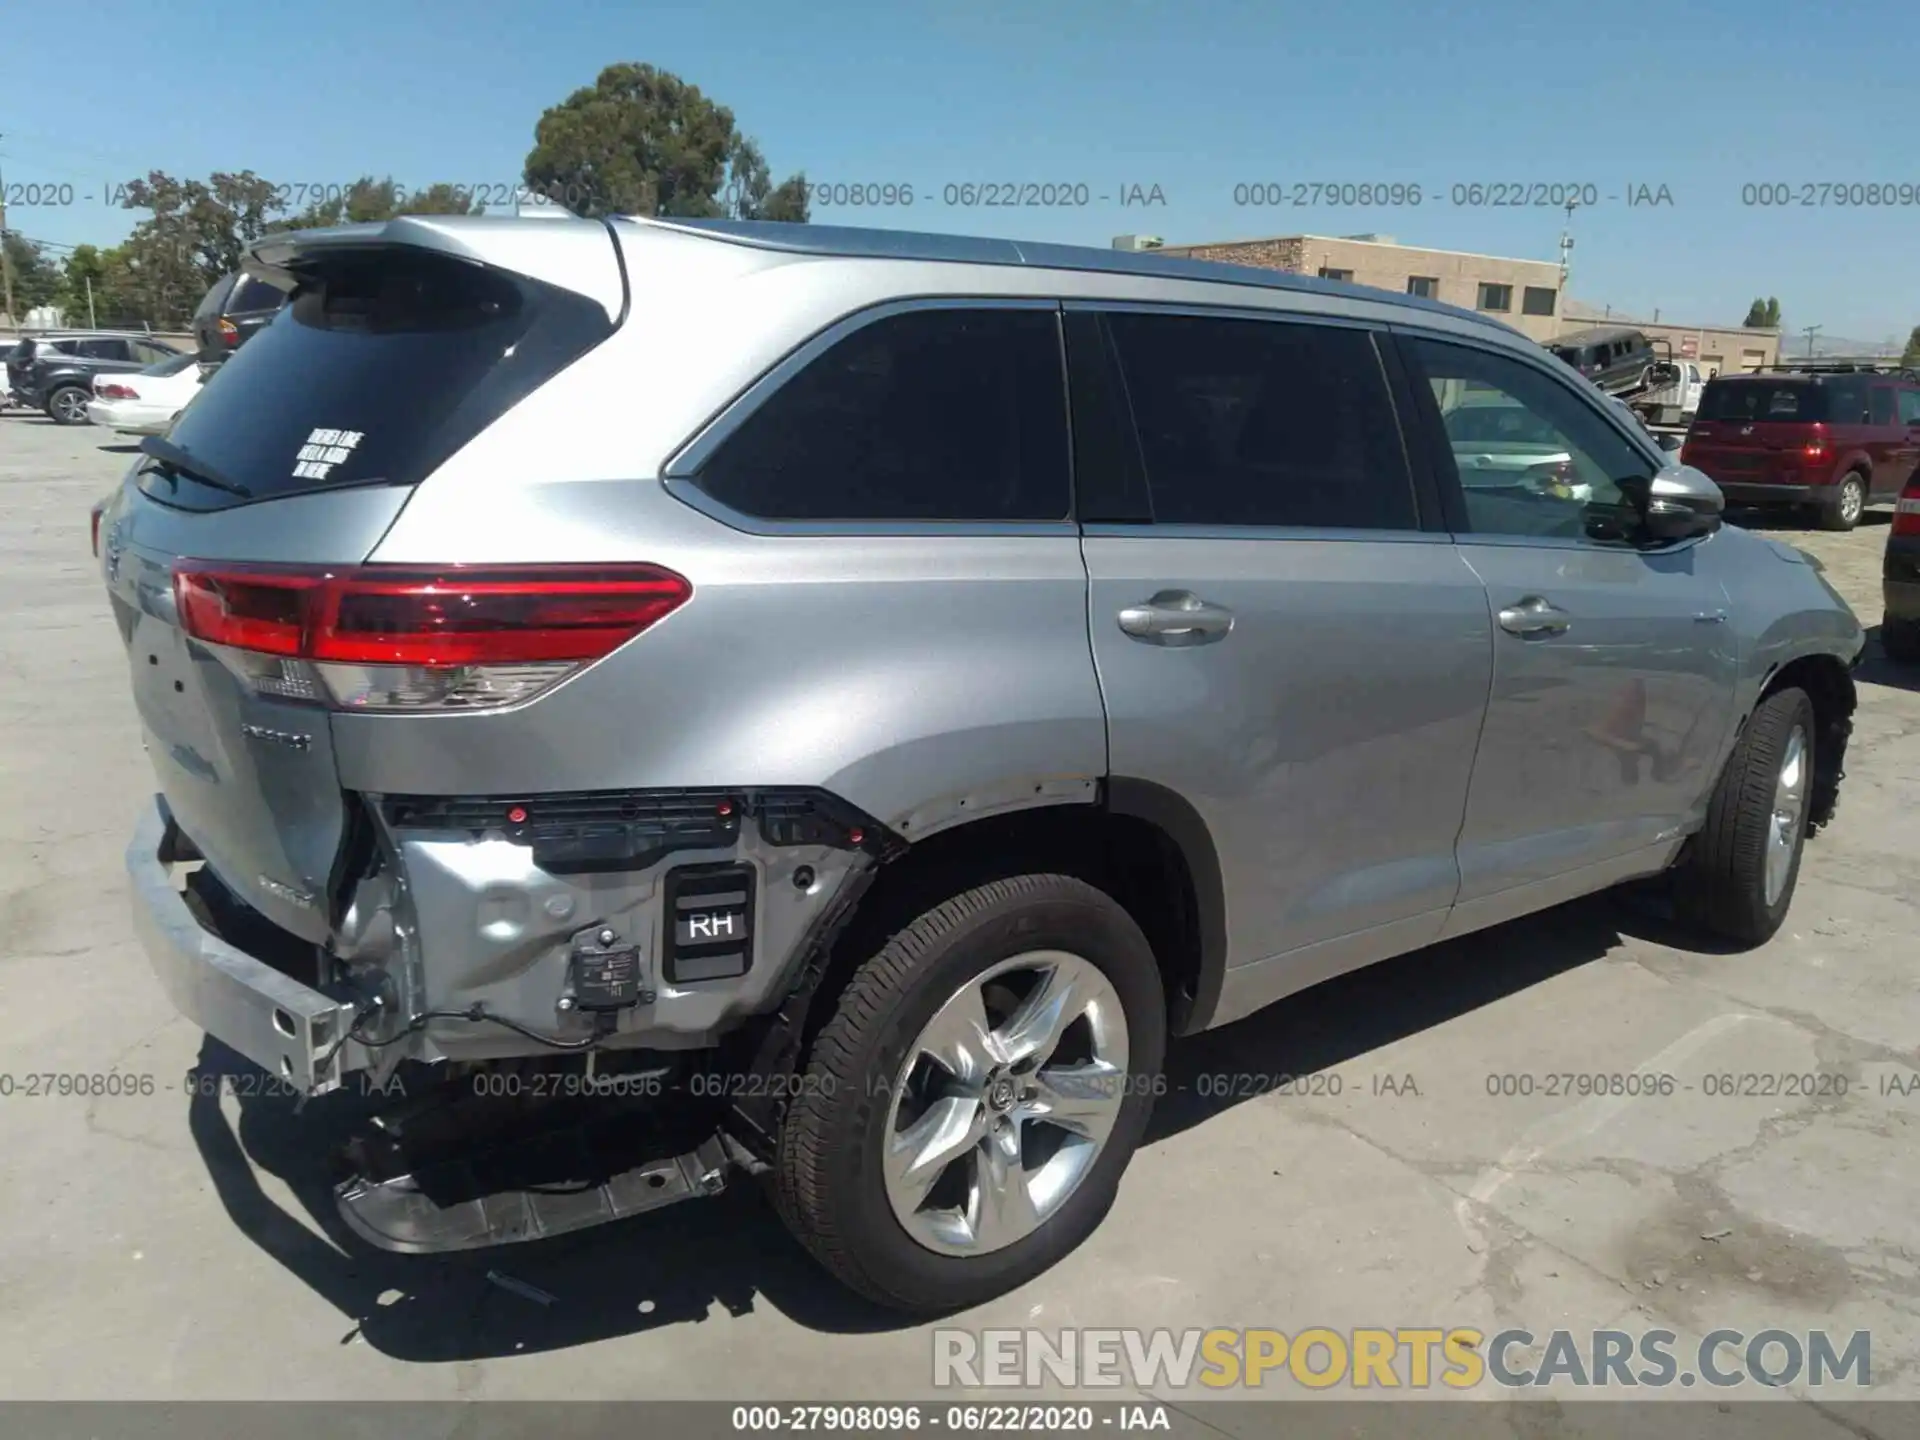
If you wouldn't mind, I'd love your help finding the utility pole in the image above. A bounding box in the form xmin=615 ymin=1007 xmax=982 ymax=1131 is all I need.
xmin=1557 ymin=199 xmax=1577 ymax=289
xmin=0 ymin=134 xmax=16 ymax=327
xmin=1801 ymin=324 xmax=1823 ymax=359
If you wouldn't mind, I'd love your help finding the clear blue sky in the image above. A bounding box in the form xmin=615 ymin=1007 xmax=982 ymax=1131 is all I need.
xmin=3 ymin=0 xmax=1915 ymax=342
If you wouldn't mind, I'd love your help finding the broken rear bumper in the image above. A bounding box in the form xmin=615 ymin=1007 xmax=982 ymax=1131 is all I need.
xmin=127 ymin=797 xmax=365 ymax=1095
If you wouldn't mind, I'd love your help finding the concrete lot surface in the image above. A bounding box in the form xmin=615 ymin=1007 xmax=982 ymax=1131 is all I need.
xmin=2 ymin=414 xmax=1918 ymax=1424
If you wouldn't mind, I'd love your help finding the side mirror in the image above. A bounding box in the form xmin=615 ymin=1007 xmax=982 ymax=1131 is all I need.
xmin=1617 ymin=466 xmax=1724 ymax=542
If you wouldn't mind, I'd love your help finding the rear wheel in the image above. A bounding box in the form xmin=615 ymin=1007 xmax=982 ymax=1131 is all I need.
xmin=1820 ymin=473 xmax=1866 ymax=531
xmin=1882 ymin=616 xmax=1920 ymax=664
xmin=1678 ymin=687 xmax=1815 ymax=945
xmin=773 ymin=873 xmax=1166 ymax=1314
xmin=47 ymin=385 xmax=91 ymax=426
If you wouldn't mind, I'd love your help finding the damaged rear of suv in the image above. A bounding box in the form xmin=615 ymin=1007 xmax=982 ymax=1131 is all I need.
xmin=107 ymin=213 xmax=1152 ymax=1314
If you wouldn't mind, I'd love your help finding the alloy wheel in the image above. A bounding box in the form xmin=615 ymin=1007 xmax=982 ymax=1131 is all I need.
xmin=1764 ymin=724 xmax=1809 ymax=908
xmin=883 ymin=950 xmax=1129 ymax=1257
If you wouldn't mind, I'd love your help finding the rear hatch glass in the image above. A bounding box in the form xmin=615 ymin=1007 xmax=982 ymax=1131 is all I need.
xmin=1696 ymin=381 xmax=1826 ymax=424
xmin=144 ymin=246 xmax=614 ymax=512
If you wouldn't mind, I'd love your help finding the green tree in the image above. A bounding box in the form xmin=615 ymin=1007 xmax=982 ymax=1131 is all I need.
xmin=524 ymin=62 xmax=807 ymax=221
xmin=1901 ymin=325 xmax=1920 ymax=371
xmin=273 ymin=175 xmax=485 ymax=230
xmin=1743 ymin=296 xmax=1782 ymax=328
xmin=109 ymin=170 xmax=283 ymax=324
xmin=723 ymin=136 xmax=809 ymax=222
xmin=2 ymin=231 xmax=64 ymax=313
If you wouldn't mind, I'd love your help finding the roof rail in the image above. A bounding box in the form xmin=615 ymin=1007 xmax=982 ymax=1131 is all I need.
xmin=616 ymin=216 xmax=1519 ymax=335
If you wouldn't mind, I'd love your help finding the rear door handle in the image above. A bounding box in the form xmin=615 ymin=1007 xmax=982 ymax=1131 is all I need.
xmin=1497 ymin=596 xmax=1572 ymax=637
xmin=1118 ymin=590 xmax=1235 ymax=644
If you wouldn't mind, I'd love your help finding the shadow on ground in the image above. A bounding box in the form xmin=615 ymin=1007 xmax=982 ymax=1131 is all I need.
xmin=190 ymin=885 xmax=1711 ymax=1362
xmin=1725 ymin=505 xmax=1892 ymax=533
xmin=1857 ymin=625 xmax=1920 ymax=694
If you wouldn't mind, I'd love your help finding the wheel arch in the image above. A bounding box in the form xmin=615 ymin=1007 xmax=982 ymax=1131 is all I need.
xmin=801 ymin=779 xmax=1227 ymax=1055
xmin=1756 ymin=651 xmax=1857 ymax=832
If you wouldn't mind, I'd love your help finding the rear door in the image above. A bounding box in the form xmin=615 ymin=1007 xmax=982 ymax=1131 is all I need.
xmin=1895 ymin=387 xmax=1920 ymax=492
xmin=68 ymin=338 xmax=144 ymax=382
xmin=103 ymin=239 xmax=622 ymax=939
xmin=1073 ymin=305 xmax=1491 ymax=1013
xmin=1867 ymin=384 xmax=1907 ymax=499
xmin=1397 ymin=333 xmax=1738 ymax=926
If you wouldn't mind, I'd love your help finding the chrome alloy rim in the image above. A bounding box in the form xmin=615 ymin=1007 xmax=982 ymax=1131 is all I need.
xmin=1839 ymin=480 xmax=1863 ymax=524
xmin=883 ymin=950 xmax=1129 ymax=1256
xmin=1765 ymin=725 xmax=1809 ymax=907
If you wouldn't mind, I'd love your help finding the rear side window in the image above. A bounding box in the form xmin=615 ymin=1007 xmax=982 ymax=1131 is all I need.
xmin=229 ymin=277 xmax=287 ymax=313
xmin=192 ymin=275 xmax=237 ymax=322
xmin=147 ymin=248 xmax=614 ymax=511
xmin=695 ymin=307 xmax=1070 ymax=522
xmin=1869 ymin=387 xmax=1897 ymax=426
xmin=1697 ymin=381 xmax=1825 ymax=422
xmin=1103 ymin=311 xmax=1416 ymax=530
xmin=1900 ymin=389 xmax=1920 ymax=426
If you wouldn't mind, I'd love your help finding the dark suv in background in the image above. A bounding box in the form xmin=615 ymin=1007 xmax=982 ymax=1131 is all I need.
xmin=192 ymin=270 xmax=290 ymax=365
xmin=1680 ymin=368 xmax=1920 ymax=531
xmin=1550 ymin=326 xmax=1660 ymax=396
xmin=6 ymin=332 xmax=185 ymax=425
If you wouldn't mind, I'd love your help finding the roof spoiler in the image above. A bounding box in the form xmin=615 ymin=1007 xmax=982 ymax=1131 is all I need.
xmin=244 ymin=214 xmax=628 ymax=322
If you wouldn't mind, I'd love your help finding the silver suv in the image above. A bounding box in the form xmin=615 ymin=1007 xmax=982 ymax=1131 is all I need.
xmin=103 ymin=214 xmax=1862 ymax=1314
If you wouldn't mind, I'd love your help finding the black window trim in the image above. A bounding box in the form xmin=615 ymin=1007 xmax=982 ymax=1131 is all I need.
xmin=1386 ymin=323 xmax=1673 ymax=551
xmin=1068 ymin=298 xmax=1444 ymax=542
xmin=661 ymin=295 xmax=1079 ymax=538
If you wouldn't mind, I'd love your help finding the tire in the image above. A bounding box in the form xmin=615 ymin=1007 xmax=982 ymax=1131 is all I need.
xmin=47 ymin=385 xmax=92 ymax=426
xmin=1819 ymin=473 xmax=1866 ymax=531
xmin=1882 ymin=616 xmax=1920 ymax=664
xmin=773 ymin=873 xmax=1166 ymax=1314
xmin=1678 ymin=687 xmax=1816 ymax=945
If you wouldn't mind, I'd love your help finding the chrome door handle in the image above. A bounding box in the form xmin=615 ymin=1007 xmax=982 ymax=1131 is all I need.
xmin=1118 ymin=590 xmax=1235 ymax=644
xmin=1497 ymin=596 xmax=1572 ymax=637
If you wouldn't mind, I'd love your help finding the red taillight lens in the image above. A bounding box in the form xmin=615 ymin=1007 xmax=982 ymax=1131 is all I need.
xmin=310 ymin=568 xmax=693 ymax=665
xmin=217 ymin=317 xmax=240 ymax=345
xmin=96 ymin=382 xmax=137 ymax=400
xmin=175 ymin=568 xmax=321 ymax=656
xmin=172 ymin=563 xmax=691 ymax=708
xmin=1894 ymin=481 xmax=1920 ymax=538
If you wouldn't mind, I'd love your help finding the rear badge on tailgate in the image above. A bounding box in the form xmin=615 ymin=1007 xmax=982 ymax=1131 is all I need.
xmin=240 ymin=723 xmax=313 ymax=751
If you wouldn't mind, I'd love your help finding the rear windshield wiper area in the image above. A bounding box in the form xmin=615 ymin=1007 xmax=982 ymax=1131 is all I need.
xmin=138 ymin=435 xmax=254 ymax=500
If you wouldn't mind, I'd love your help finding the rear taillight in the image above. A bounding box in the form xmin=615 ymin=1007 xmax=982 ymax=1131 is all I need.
xmin=172 ymin=563 xmax=692 ymax=710
xmin=1803 ymin=424 xmax=1830 ymax=459
xmin=96 ymin=382 xmax=137 ymax=400
xmin=217 ymin=317 xmax=240 ymax=345
xmin=1894 ymin=481 xmax=1920 ymax=538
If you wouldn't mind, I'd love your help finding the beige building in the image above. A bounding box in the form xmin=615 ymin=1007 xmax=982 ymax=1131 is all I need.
xmin=1555 ymin=301 xmax=1779 ymax=378
xmin=1152 ymin=232 xmax=1569 ymax=341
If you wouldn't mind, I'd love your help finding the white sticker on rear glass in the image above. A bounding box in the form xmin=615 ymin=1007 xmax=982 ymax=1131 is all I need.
xmin=291 ymin=427 xmax=364 ymax=481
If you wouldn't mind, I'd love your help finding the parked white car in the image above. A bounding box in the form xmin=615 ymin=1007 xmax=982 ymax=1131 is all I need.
xmin=85 ymin=353 xmax=205 ymax=435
